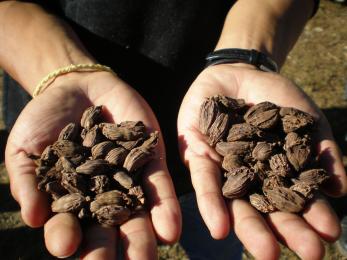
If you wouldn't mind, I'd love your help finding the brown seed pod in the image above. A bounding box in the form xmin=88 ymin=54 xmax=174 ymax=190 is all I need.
xmin=265 ymin=186 xmax=306 ymax=213
xmin=199 ymin=97 xmax=221 ymax=135
xmin=90 ymin=190 xmax=127 ymax=213
xmin=249 ymin=193 xmax=276 ymax=213
xmin=58 ymin=122 xmax=80 ymax=141
xmin=227 ymin=123 xmax=260 ymax=142
xmin=215 ymin=141 xmax=254 ymax=157
xmin=222 ymin=154 xmax=244 ymax=172
xmin=279 ymin=107 xmax=314 ymax=133
xmin=252 ymin=142 xmax=273 ymax=161
xmin=53 ymin=140 xmax=85 ymax=158
xmin=75 ymin=159 xmax=110 ymax=175
xmin=285 ymin=132 xmax=312 ymax=171
xmin=244 ymin=102 xmax=279 ymax=129
xmin=83 ymin=125 xmax=104 ymax=147
xmin=207 ymin=113 xmax=230 ymax=146
xmin=81 ymin=105 xmax=103 ymax=130
xmin=51 ymin=193 xmax=87 ymax=213
xmin=290 ymin=182 xmax=315 ymax=199
xmin=94 ymin=205 xmax=131 ymax=227
xmin=91 ymin=141 xmax=116 ymax=159
xmin=269 ymin=154 xmax=292 ymax=177
xmin=61 ymin=171 xmax=87 ymax=194
xmin=105 ymin=147 xmax=129 ymax=166
xmin=298 ymin=169 xmax=329 ymax=187
xmin=222 ymin=167 xmax=255 ymax=199
xmin=90 ymin=175 xmax=110 ymax=194
xmin=101 ymin=123 xmax=145 ymax=141
xmin=113 ymin=171 xmax=134 ymax=189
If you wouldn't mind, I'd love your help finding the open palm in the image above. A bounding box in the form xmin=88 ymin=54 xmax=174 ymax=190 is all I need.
xmin=178 ymin=64 xmax=347 ymax=259
xmin=5 ymin=71 xmax=181 ymax=259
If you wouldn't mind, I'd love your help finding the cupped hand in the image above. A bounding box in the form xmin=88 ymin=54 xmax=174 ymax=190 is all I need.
xmin=177 ymin=64 xmax=347 ymax=260
xmin=5 ymin=71 xmax=181 ymax=259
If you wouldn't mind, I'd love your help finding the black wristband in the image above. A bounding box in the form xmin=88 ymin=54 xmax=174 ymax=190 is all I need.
xmin=205 ymin=48 xmax=278 ymax=73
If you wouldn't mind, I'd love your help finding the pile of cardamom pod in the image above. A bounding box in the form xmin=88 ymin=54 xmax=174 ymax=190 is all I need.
xmin=33 ymin=105 xmax=158 ymax=226
xmin=199 ymin=95 xmax=329 ymax=213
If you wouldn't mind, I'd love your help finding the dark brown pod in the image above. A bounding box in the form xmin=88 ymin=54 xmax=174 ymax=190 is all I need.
xmin=222 ymin=154 xmax=244 ymax=172
xmin=51 ymin=193 xmax=87 ymax=213
xmin=58 ymin=122 xmax=80 ymax=141
xmin=83 ymin=125 xmax=104 ymax=147
xmin=298 ymin=169 xmax=329 ymax=187
xmin=285 ymin=132 xmax=312 ymax=171
xmin=207 ymin=113 xmax=230 ymax=146
xmin=90 ymin=175 xmax=110 ymax=194
xmin=244 ymin=102 xmax=279 ymax=129
xmin=280 ymin=107 xmax=314 ymax=133
xmin=113 ymin=171 xmax=134 ymax=189
xmin=215 ymin=141 xmax=254 ymax=157
xmin=227 ymin=123 xmax=260 ymax=142
xmin=81 ymin=105 xmax=103 ymax=130
xmin=76 ymin=159 xmax=110 ymax=175
xmin=94 ymin=205 xmax=131 ymax=227
xmin=105 ymin=147 xmax=129 ymax=166
xmin=222 ymin=167 xmax=255 ymax=199
xmin=252 ymin=142 xmax=273 ymax=161
xmin=265 ymin=187 xmax=306 ymax=213
xmin=91 ymin=141 xmax=116 ymax=159
xmin=269 ymin=154 xmax=292 ymax=177
xmin=249 ymin=193 xmax=276 ymax=213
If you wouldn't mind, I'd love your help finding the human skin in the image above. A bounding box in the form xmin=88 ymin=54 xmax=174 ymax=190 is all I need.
xmin=178 ymin=0 xmax=347 ymax=259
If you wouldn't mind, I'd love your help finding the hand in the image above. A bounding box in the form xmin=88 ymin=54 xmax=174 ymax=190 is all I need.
xmin=5 ymin=71 xmax=181 ymax=259
xmin=177 ymin=64 xmax=347 ymax=260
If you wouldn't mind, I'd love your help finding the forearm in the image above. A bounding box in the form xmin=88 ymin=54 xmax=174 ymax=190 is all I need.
xmin=215 ymin=0 xmax=315 ymax=68
xmin=0 ymin=1 xmax=94 ymax=94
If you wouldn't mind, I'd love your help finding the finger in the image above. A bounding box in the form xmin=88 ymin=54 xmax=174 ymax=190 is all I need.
xmin=120 ymin=212 xmax=157 ymax=260
xmin=229 ymin=199 xmax=280 ymax=260
xmin=5 ymin=148 xmax=50 ymax=227
xmin=44 ymin=213 xmax=82 ymax=258
xmin=189 ymin=153 xmax=230 ymax=239
xmin=143 ymin=159 xmax=181 ymax=243
xmin=317 ymin=139 xmax=347 ymax=197
xmin=80 ymin=225 xmax=117 ymax=260
xmin=267 ymin=212 xmax=325 ymax=260
xmin=303 ymin=195 xmax=340 ymax=242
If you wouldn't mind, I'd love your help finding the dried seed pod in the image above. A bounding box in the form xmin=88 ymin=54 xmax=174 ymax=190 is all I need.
xmin=37 ymin=167 xmax=60 ymax=191
xmin=69 ymin=154 xmax=86 ymax=166
xmin=45 ymin=181 xmax=68 ymax=200
xmin=116 ymin=138 xmax=144 ymax=150
xmin=298 ymin=169 xmax=329 ymax=186
xmin=123 ymin=148 xmax=153 ymax=173
xmin=113 ymin=171 xmax=134 ymax=189
xmin=53 ymin=140 xmax=85 ymax=158
xmin=91 ymin=141 xmax=116 ymax=159
xmin=222 ymin=167 xmax=255 ymax=199
xmin=51 ymin=193 xmax=87 ymax=213
xmin=285 ymin=132 xmax=311 ymax=171
xmin=215 ymin=141 xmax=254 ymax=157
xmin=118 ymin=121 xmax=146 ymax=133
xmin=76 ymin=159 xmax=110 ymax=175
xmin=207 ymin=113 xmax=230 ymax=146
xmin=83 ymin=125 xmax=104 ymax=147
xmin=129 ymin=186 xmax=145 ymax=205
xmin=61 ymin=171 xmax=87 ymax=194
xmin=262 ymin=175 xmax=287 ymax=195
xmin=101 ymin=123 xmax=145 ymax=141
xmin=252 ymin=142 xmax=273 ymax=161
xmin=244 ymin=102 xmax=279 ymax=129
xmin=90 ymin=175 xmax=110 ymax=194
xmin=81 ymin=105 xmax=102 ymax=130
xmin=123 ymin=132 xmax=159 ymax=172
xmin=290 ymin=182 xmax=315 ymax=199
xmin=60 ymin=157 xmax=76 ymax=173
xmin=252 ymin=161 xmax=270 ymax=181
xmin=90 ymin=190 xmax=126 ymax=212
xmin=227 ymin=123 xmax=261 ymax=141
xmin=40 ymin=145 xmax=58 ymax=166
xmin=94 ymin=205 xmax=131 ymax=227
xmin=199 ymin=97 xmax=221 ymax=135
xmin=269 ymin=154 xmax=292 ymax=177
xmin=216 ymin=96 xmax=246 ymax=111
xmin=222 ymin=154 xmax=243 ymax=172
xmin=280 ymin=107 xmax=314 ymax=133
xmin=105 ymin=147 xmax=129 ymax=166
xmin=58 ymin=122 xmax=80 ymax=141
xmin=265 ymin=187 xmax=306 ymax=213
xmin=249 ymin=193 xmax=276 ymax=213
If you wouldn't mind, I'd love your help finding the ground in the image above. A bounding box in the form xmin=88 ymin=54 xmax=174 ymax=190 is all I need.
xmin=0 ymin=1 xmax=346 ymax=259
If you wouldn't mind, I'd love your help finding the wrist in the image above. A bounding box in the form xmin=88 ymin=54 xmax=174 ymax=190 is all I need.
xmin=215 ymin=0 xmax=314 ymax=68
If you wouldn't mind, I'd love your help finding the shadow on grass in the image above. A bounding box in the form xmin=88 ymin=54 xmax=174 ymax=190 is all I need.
xmin=0 ymin=183 xmax=19 ymax=212
xmin=0 ymin=129 xmax=8 ymax=162
xmin=0 ymin=226 xmax=55 ymax=260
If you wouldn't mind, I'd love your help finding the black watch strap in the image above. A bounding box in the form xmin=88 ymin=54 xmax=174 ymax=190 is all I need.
xmin=205 ymin=48 xmax=278 ymax=73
